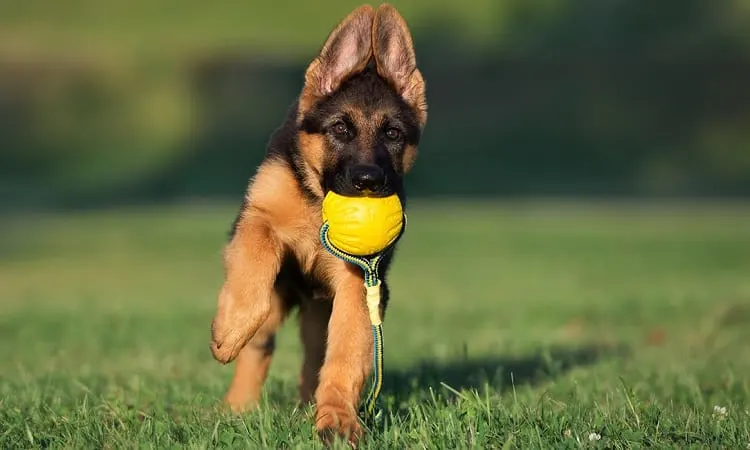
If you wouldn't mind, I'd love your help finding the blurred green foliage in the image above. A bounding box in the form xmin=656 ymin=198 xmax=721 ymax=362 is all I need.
xmin=1 ymin=0 xmax=749 ymax=211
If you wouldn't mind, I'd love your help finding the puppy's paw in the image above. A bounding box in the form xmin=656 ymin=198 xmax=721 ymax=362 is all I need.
xmin=315 ymin=402 xmax=363 ymax=447
xmin=210 ymin=316 xmax=254 ymax=364
xmin=210 ymin=286 xmax=271 ymax=364
xmin=224 ymin=391 xmax=259 ymax=415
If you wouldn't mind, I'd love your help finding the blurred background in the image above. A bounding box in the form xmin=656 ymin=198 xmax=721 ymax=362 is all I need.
xmin=1 ymin=0 xmax=749 ymax=212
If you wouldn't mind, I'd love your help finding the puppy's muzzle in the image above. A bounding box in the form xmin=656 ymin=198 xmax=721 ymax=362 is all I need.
xmin=349 ymin=164 xmax=386 ymax=194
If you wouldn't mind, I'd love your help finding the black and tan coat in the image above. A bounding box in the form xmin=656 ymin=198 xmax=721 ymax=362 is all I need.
xmin=209 ymin=3 xmax=427 ymax=445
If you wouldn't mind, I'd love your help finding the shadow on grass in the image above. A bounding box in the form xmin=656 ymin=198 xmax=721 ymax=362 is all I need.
xmin=381 ymin=343 xmax=630 ymax=402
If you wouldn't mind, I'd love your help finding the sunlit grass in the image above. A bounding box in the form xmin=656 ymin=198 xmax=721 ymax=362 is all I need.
xmin=1 ymin=201 xmax=750 ymax=447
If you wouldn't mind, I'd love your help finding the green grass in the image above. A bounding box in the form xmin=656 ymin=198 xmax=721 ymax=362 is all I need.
xmin=2 ymin=200 xmax=750 ymax=448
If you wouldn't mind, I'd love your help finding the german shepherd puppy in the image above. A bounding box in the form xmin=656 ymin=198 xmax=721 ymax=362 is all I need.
xmin=209 ymin=3 xmax=427 ymax=444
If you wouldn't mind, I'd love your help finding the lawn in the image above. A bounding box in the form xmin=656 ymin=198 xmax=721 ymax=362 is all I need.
xmin=1 ymin=200 xmax=750 ymax=448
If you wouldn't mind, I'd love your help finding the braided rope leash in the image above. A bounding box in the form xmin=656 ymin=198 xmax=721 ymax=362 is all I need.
xmin=319 ymin=214 xmax=407 ymax=422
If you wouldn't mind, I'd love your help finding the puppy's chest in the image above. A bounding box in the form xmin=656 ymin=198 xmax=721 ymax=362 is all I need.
xmin=277 ymin=213 xmax=333 ymax=277
xmin=277 ymin=234 xmax=338 ymax=301
xmin=271 ymin=199 xmax=340 ymax=296
xmin=292 ymin=231 xmax=335 ymax=281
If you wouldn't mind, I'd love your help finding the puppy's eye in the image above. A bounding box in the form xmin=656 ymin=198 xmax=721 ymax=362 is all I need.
xmin=385 ymin=127 xmax=401 ymax=140
xmin=331 ymin=121 xmax=348 ymax=136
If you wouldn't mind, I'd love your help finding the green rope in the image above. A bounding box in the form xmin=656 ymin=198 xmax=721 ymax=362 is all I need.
xmin=319 ymin=215 xmax=406 ymax=422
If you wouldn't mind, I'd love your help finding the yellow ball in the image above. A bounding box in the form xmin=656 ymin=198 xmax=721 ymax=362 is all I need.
xmin=321 ymin=192 xmax=404 ymax=256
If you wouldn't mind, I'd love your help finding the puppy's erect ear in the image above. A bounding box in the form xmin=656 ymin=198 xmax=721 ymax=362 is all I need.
xmin=372 ymin=4 xmax=427 ymax=127
xmin=299 ymin=5 xmax=375 ymax=115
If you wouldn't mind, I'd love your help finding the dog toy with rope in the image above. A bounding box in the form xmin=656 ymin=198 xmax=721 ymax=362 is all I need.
xmin=319 ymin=191 xmax=406 ymax=422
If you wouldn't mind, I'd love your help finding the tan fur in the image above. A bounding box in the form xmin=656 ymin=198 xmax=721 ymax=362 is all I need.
xmin=210 ymin=214 xmax=280 ymax=364
xmin=224 ymin=291 xmax=288 ymax=411
xmin=313 ymin=262 xmax=370 ymax=444
xmin=297 ymin=132 xmax=327 ymax=198
xmin=210 ymin=4 xmax=426 ymax=445
xmin=211 ymin=159 xmax=313 ymax=362
xmin=345 ymin=107 xmax=377 ymax=154
xmin=403 ymin=143 xmax=418 ymax=173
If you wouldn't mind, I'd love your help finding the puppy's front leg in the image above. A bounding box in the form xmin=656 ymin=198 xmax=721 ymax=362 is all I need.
xmin=211 ymin=214 xmax=282 ymax=364
xmin=314 ymin=264 xmax=372 ymax=444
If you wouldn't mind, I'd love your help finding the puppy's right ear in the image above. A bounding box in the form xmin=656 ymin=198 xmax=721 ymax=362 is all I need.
xmin=299 ymin=5 xmax=375 ymax=115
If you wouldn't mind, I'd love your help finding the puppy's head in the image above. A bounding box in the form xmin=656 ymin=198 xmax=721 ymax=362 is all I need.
xmin=296 ymin=4 xmax=427 ymax=199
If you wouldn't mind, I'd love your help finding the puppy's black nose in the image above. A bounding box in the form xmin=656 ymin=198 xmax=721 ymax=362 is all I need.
xmin=350 ymin=165 xmax=386 ymax=192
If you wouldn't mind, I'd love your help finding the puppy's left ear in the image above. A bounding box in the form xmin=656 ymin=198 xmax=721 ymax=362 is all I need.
xmin=372 ymin=4 xmax=427 ymax=127
xmin=299 ymin=5 xmax=375 ymax=115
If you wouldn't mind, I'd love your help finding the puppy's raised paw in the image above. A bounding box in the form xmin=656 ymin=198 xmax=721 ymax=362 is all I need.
xmin=210 ymin=287 xmax=270 ymax=364
xmin=210 ymin=320 xmax=249 ymax=364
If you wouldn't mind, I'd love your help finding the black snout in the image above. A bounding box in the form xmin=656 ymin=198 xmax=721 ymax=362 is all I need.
xmin=350 ymin=165 xmax=386 ymax=192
